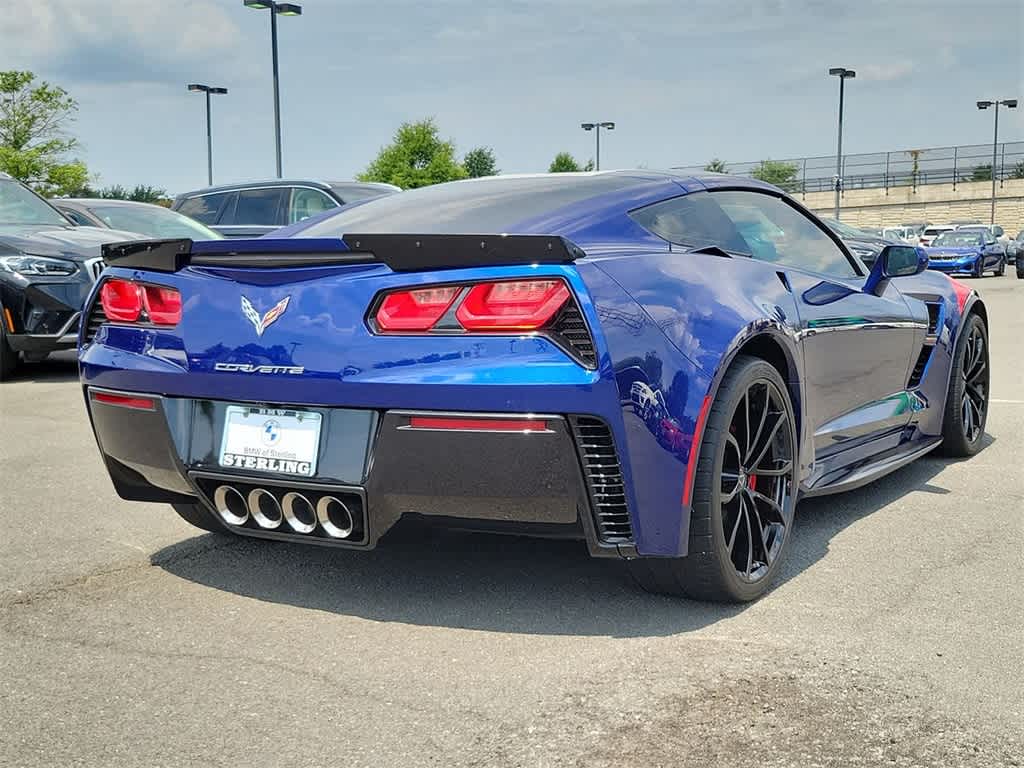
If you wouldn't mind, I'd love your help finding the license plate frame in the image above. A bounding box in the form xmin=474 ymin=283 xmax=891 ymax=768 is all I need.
xmin=218 ymin=405 xmax=323 ymax=477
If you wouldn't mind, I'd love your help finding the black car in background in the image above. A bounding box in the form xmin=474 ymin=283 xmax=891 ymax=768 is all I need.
xmin=171 ymin=179 xmax=400 ymax=238
xmin=51 ymin=198 xmax=224 ymax=241
xmin=0 ymin=174 xmax=141 ymax=379
xmin=821 ymin=217 xmax=897 ymax=267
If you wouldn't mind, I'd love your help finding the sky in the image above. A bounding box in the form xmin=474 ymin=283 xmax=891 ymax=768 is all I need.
xmin=3 ymin=0 xmax=1022 ymax=195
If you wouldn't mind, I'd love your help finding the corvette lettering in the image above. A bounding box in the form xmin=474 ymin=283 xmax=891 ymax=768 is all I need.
xmin=213 ymin=363 xmax=305 ymax=375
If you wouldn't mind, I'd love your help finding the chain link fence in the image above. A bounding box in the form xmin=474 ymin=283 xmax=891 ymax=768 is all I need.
xmin=673 ymin=141 xmax=1024 ymax=194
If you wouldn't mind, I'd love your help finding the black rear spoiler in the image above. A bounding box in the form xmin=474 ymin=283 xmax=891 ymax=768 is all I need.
xmin=101 ymin=234 xmax=585 ymax=273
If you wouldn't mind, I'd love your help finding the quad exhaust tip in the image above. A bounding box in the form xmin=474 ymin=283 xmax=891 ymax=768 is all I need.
xmin=247 ymin=488 xmax=283 ymax=530
xmin=317 ymin=496 xmax=354 ymax=539
xmin=212 ymin=484 xmax=355 ymax=539
xmin=214 ymin=485 xmax=248 ymax=526
xmin=282 ymin=491 xmax=317 ymax=534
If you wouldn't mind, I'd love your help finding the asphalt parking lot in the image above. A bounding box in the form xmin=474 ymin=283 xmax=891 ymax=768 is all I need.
xmin=1 ymin=275 xmax=1022 ymax=768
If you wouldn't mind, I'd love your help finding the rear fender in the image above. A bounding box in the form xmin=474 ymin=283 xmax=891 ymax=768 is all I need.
xmin=589 ymin=252 xmax=805 ymax=555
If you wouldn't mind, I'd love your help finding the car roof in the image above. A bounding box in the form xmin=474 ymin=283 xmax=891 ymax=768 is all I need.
xmin=173 ymin=179 xmax=400 ymax=198
xmin=286 ymin=170 xmax=784 ymax=240
xmin=58 ymin=198 xmax=166 ymax=209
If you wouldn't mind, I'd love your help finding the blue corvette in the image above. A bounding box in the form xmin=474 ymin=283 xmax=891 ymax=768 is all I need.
xmin=79 ymin=171 xmax=990 ymax=602
xmin=925 ymin=230 xmax=1006 ymax=277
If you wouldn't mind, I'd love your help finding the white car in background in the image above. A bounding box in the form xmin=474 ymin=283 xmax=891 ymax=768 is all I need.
xmin=919 ymin=225 xmax=956 ymax=247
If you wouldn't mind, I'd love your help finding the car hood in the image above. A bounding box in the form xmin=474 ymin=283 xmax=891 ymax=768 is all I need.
xmin=0 ymin=224 xmax=142 ymax=261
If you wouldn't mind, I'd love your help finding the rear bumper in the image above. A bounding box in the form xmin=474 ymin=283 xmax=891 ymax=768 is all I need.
xmin=85 ymin=387 xmax=635 ymax=558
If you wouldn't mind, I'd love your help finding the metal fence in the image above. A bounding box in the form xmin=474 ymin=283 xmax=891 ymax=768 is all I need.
xmin=672 ymin=141 xmax=1024 ymax=194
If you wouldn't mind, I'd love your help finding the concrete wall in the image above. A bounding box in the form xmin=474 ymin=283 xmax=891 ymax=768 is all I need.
xmin=800 ymin=179 xmax=1024 ymax=232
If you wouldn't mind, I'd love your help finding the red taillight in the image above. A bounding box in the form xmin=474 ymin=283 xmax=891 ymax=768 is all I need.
xmin=90 ymin=391 xmax=156 ymax=410
xmin=455 ymin=279 xmax=570 ymax=330
xmin=99 ymin=279 xmax=143 ymax=322
xmin=375 ymin=285 xmax=461 ymax=331
xmin=98 ymin=279 xmax=180 ymax=326
xmin=142 ymin=285 xmax=182 ymax=325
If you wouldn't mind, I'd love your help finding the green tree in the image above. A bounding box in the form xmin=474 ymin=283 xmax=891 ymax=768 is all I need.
xmin=906 ymin=149 xmax=922 ymax=187
xmin=750 ymin=159 xmax=799 ymax=191
xmin=968 ymin=164 xmax=993 ymax=182
xmin=97 ymin=184 xmax=129 ymax=199
xmin=548 ymin=152 xmax=593 ymax=172
xmin=0 ymin=70 xmax=89 ymax=196
xmin=463 ymin=146 xmax=499 ymax=178
xmin=1011 ymin=161 xmax=1024 ymax=180
xmin=358 ymin=118 xmax=467 ymax=189
xmin=704 ymin=158 xmax=727 ymax=173
xmin=127 ymin=184 xmax=167 ymax=204
xmin=82 ymin=184 xmax=168 ymax=203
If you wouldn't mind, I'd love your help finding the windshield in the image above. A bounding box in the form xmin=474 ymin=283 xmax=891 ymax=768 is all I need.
xmin=0 ymin=179 xmax=69 ymax=226
xmin=923 ymin=227 xmax=951 ymax=236
xmin=88 ymin=203 xmax=223 ymax=240
xmin=933 ymin=232 xmax=983 ymax=247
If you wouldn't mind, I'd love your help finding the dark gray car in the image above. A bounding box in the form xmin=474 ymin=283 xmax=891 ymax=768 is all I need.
xmin=171 ymin=179 xmax=401 ymax=238
xmin=821 ymin=217 xmax=897 ymax=267
xmin=0 ymin=174 xmax=140 ymax=379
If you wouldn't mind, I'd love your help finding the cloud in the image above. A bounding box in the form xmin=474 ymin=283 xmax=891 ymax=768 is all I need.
xmin=856 ymin=61 xmax=917 ymax=83
xmin=0 ymin=0 xmax=242 ymax=85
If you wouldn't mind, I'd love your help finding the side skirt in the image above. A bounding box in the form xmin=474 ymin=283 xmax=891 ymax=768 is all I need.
xmin=801 ymin=435 xmax=943 ymax=498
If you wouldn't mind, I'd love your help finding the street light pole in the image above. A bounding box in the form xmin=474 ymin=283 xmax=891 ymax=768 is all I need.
xmin=244 ymin=1 xmax=302 ymax=179
xmin=580 ymin=121 xmax=615 ymax=170
xmin=977 ymin=98 xmax=1018 ymax=225
xmin=187 ymin=84 xmax=228 ymax=186
xmin=270 ymin=7 xmax=281 ymax=179
xmin=828 ymin=67 xmax=856 ymax=220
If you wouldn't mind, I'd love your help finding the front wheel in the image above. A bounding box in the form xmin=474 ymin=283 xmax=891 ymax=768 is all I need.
xmin=972 ymin=258 xmax=984 ymax=278
xmin=938 ymin=314 xmax=989 ymax=457
xmin=995 ymin=256 xmax=1006 ymax=276
xmin=629 ymin=356 xmax=799 ymax=602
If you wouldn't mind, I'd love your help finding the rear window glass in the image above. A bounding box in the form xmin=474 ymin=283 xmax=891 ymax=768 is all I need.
xmin=628 ymin=192 xmax=751 ymax=253
xmin=299 ymin=175 xmax=650 ymax=237
xmin=226 ymin=188 xmax=286 ymax=226
xmin=176 ymin=192 xmax=229 ymax=224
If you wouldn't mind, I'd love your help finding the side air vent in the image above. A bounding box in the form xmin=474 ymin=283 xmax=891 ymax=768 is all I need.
xmin=907 ymin=345 xmax=933 ymax=389
xmin=925 ymin=302 xmax=941 ymax=337
xmin=82 ymin=298 xmax=107 ymax=345
xmin=569 ymin=416 xmax=633 ymax=543
xmin=550 ymin=301 xmax=597 ymax=368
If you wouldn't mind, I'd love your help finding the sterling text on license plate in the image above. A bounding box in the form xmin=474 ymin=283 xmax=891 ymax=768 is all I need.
xmin=219 ymin=406 xmax=322 ymax=476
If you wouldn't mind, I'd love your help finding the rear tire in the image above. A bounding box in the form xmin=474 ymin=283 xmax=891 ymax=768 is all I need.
xmin=938 ymin=313 xmax=989 ymax=457
xmin=171 ymin=502 xmax=230 ymax=534
xmin=629 ymin=356 xmax=799 ymax=602
xmin=0 ymin=321 xmax=19 ymax=381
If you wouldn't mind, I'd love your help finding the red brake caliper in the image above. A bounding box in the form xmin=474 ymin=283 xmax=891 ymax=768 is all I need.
xmin=747 ymin=474 xmax=758 ymax=492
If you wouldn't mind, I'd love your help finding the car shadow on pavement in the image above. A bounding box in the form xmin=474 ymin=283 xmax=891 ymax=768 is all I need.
xmin=7 ymin=352 xmax=79 ymax=383
xmin=153 ymin=443 xmax=989 ymax=638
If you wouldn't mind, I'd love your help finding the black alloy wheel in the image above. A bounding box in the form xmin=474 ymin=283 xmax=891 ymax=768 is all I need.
xmin=629 ymin=356 xmax=798 ymax=602
xmin=719 ymin=378 xmax=795 ymax=583
xmin=939 ymin=313 xmax=989 ymax=457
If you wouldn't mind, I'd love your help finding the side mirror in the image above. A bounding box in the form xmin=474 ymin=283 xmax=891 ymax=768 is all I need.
xmin=864 ymin=245 xmax=928 ymax=295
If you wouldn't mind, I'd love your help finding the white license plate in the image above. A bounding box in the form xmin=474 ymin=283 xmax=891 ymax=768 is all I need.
xmin=219 ymin=406 xmax=322 ymax=477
